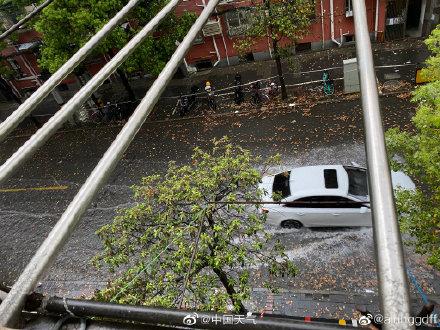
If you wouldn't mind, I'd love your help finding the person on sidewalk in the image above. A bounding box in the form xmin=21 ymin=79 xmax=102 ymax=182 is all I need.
xmin=205 ymin=81 xmax=216 ymax=111
xmin=234 ymin=73 xmax=244 ymax=105
xmin=102 ymin=102 xmax=111 ymax=122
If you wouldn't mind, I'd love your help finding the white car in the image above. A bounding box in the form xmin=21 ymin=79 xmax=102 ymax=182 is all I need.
xmin=259 ymin=164 xmax=415 ymax=228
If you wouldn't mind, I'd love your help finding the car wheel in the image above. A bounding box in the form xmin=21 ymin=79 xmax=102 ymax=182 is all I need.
xmin=281 ymin=220 xmax=303 ymax=229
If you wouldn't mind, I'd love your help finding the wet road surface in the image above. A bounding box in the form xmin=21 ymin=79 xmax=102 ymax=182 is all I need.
xmin=0 ymin=93 xmax=439 ymax=303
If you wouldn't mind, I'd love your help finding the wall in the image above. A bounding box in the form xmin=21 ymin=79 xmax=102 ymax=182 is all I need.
xmin=178 ymin=0 xmax=387 ymax=68
xmin=1 ymin=0 xmax=388 ymax=94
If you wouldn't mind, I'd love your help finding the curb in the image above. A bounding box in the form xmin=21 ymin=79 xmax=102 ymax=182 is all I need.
xmin=251 ymin=287 xmax=440 ymax=302
xmin=4 ymin=88 xmax=414 ymax=140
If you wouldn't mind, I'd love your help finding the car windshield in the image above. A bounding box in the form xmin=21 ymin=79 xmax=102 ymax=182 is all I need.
xmin=273 ymin=171 xmax=291 ymax=199
xmin=344 ymin=166 xmax=368 ymax=196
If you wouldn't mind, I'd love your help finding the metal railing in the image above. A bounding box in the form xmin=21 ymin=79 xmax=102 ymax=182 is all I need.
xmin=352 ymin=0 xmax=413 ymax=329
xmin=0 ymin=0 xmax=145 ymax=143
xmin=0 ymin=0 xmax=54 ymax=41
xmin=0 ymin=0 xmax=220 ymax=326
xmin=0 ymin=0 xmax=414 ymax=329
xmin=0 ymin=0 xmax=180 ymax=185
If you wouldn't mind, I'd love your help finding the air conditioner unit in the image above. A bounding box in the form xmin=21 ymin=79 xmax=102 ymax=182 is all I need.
xmin=386 ymin=16 xmax=404 ymax=25
xmin=346 ymin=10 xmax=353 ymax=17
xmin=24 ymin=5 xmax=37 ymax=14
xmin=202 ymin=20 xmax=222 ymax=37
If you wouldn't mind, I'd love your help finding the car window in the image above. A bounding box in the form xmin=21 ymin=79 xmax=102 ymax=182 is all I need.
xmin=273 ymin=171 xmax=291 ymax=199
xmin=344 ymin=166 xmax=368 ymax=196
xmin=284 ymin=196 xmax=314 ymax=208
xmin=285 ymin=196 xmax=363 ymax=208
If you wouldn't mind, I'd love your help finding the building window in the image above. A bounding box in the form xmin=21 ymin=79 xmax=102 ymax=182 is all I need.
xmin=240 ymin=52 xmax=254 ymax=62
xmin=7 ymin=58 xmax=26 ymax=78
xmin=346 ymin=0 xmax=353 ymax=17
xmin=344 ymin=35 xmax=355 ymax=42
xmin=295 ymin=42 xmax=312 ymax=52
xmin=194 ymin=59 xmax=213 ymax=71
xmin=193 ymin=33 xmax=204 ymax=45
xmin=225 ymin=9 xmax=252 ymax=36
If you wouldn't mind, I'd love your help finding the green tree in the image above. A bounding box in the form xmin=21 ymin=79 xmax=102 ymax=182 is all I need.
xmin=0 ymin=1 xmax=44 ymax=127
xmin=93 ymin=138 xmax=297 ymax=312
xmin=386 ymin=25 xmax=440 ymax=270
xmin=234 ymin=0 xmax=314 ymax=99
xmin=0 ymin=0 xmax=32 ymax=79
xmin=0 ymin=0 xmax=35 ymax=26
xmin=32 ymin=0 xmax=196 ymax=101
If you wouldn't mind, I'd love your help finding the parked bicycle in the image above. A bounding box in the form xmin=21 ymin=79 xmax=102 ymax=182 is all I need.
xmin=251 ymin=81 xmax=263 ymax=105
xmin=173 ymin=94 xmax=190 ymax=117
xmin=251 ymin=80 xmax=276 ymax=105
xmin=268 ymin=82 xmax=279 ymax=98
xmin=322 ymin=71 xmax=335 ymax=96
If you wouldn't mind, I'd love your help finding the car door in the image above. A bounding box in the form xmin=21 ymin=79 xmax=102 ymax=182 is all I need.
xmin=282 ymin=196 xmax=330 ymax=227
xmin=327 ymin=196 xmax=371 ymax=226
xmin=278 ymin=197 xmax=312 ymax=225
xmin=283 ymin=196 xmax=371 ymax=227
xmin=293 ymin=196 xmax=344 ymax=227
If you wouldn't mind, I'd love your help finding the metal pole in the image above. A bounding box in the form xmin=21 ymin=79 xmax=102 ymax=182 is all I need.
xmin=352 ymin=1 xmax=413 ymax=330
xmin=0 ymin=0 xmax=54 ymax=41
xmin=0 ymin=0 xmax=143 ymax=143
xmin=42 ymin=297 xmax=350 ymax=330
xmin=0 ymin=0 xmax=218 ymax=326
xmin=0 ymin=0 xmax=180 ymax=186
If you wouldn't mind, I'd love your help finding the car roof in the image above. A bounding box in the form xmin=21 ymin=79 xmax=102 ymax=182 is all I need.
xmin=285 ymin=165 xmax=349 ymax=201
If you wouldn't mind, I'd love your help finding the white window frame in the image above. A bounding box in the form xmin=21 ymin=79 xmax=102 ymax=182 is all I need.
xmin=346 ymin=0 xmax=353 ymax=17
xmin=225 ymin=9 xmax=252 ymax=36
xmin=7 ymin=58 xmax=27 ymax=78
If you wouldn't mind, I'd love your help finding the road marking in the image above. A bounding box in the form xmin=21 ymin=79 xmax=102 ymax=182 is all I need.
xmin=0 ymin=185 xmax=69 ymax=193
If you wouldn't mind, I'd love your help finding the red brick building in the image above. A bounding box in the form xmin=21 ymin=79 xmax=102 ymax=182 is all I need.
xmin=178 ymin=0 xmax=387 ymax=71
xmin=1 ymin=0 xmax=438 ymax=97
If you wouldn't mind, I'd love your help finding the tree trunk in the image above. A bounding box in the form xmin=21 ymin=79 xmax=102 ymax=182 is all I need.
xmin=272 ymin=39 xmax=288 ymax=100
xmin=74 ymin=72 xmax=101 ymax=107
xmin=213 ymin=267 xmax=247 ymax=314
xmin=107 ymin=50 xmax=136 ymax=102
xmin=206 ymin=213 xmax=247 ymax=314
xmin=264 ymin=0 xmax=287 ymax=100
xmin=116 ymin=67 xmax=136 ymax=102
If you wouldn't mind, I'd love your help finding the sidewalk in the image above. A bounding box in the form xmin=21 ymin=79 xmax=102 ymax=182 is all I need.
xmin=0 ymin=38 xmax=428 ymax=128
xmin=249 ymin=288 xmax=440 ymax=321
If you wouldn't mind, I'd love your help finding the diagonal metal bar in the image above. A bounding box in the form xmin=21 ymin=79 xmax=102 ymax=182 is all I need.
xmin=0 ymin=0 xmax=54 ymax=41
xmin=352 ymin=1 xmax=413 ymax=329
xmin=0 ymin=0 xmax=143 ymax=143
xmin=0 ymin=0 xmax=180 ymax=186
xmin=0 ymin=0 xmax=219 ymax=326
